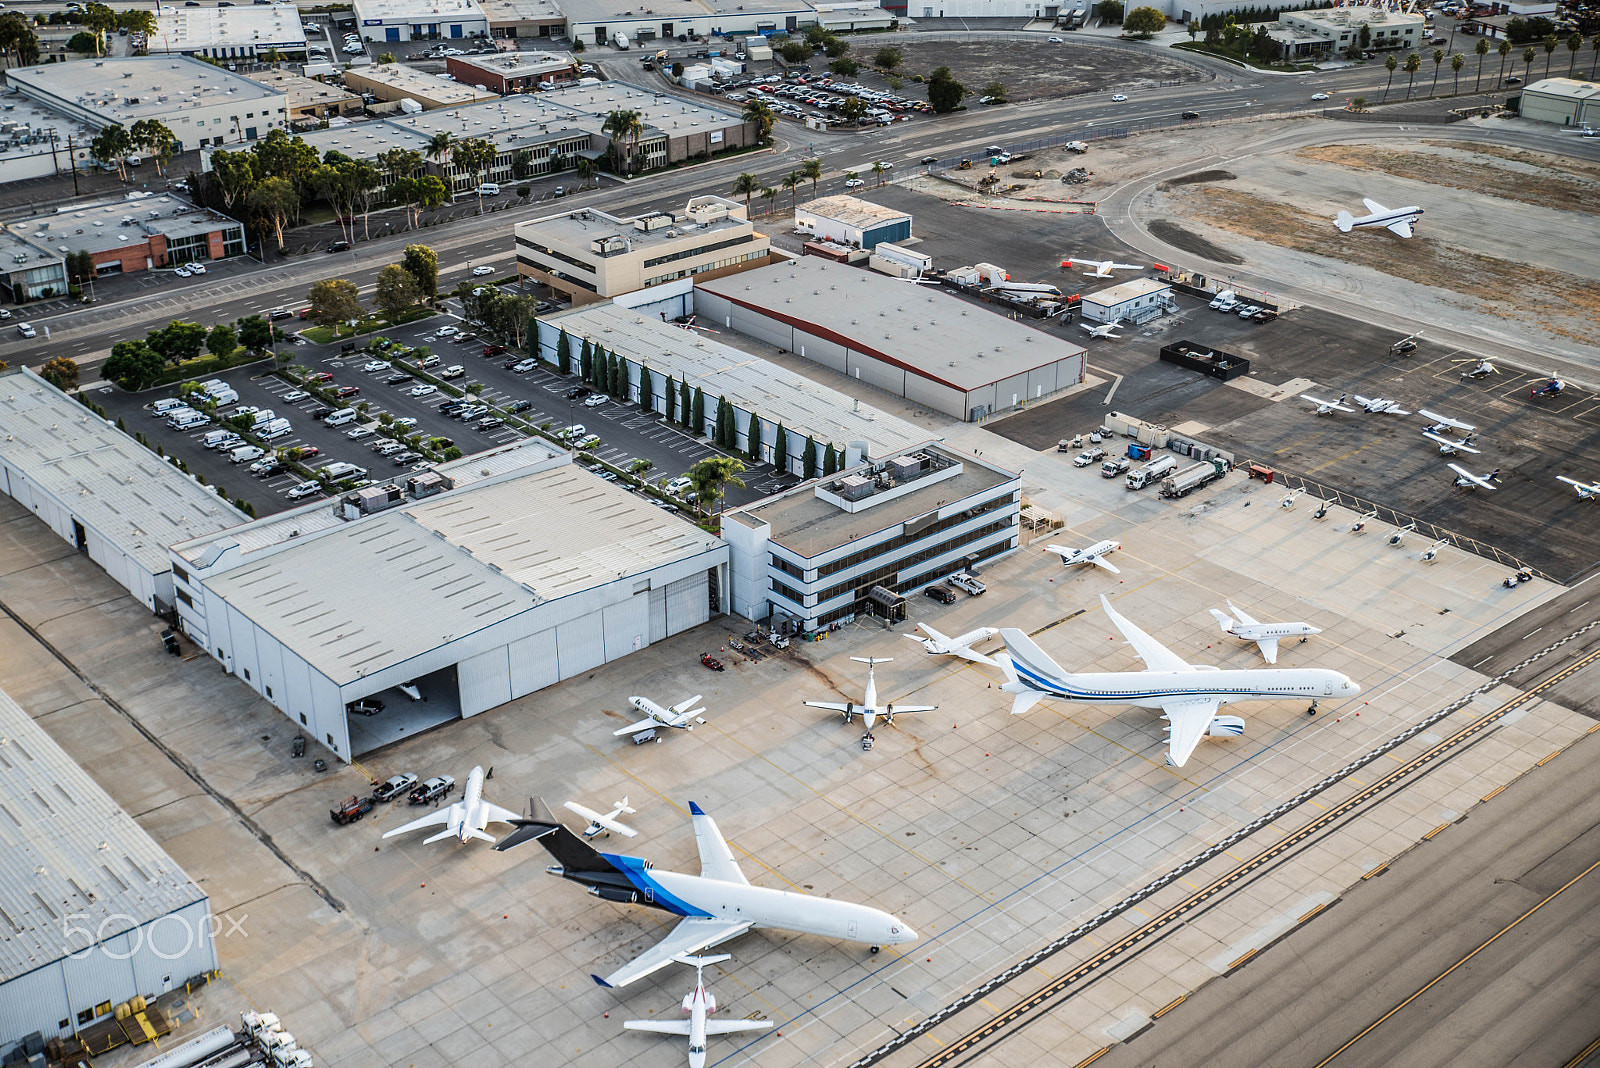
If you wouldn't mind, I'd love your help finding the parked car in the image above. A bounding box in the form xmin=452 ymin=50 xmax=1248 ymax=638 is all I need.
xmin=564 ymin=386 xmax=590 ymax=400
xmin=296 ymin=446 xmax=320 ymax=459
xmin=477 ymin=417 xmax=504 ymax=430
xmin=506 ymin=399 xmax=533 ymax=413
xmin=440 ymin=364 xmax=466 ymax=378
xmin=326 ymin=240 xmax=351 ymax=252
xmin=282 ymin=390 xmax=308 ymax=402
xmin=583 ymin=393 xmax=606 ymax=407
xmin=420 ymin=354 xmax=442 ymax=368
xmin=392 ymin=416 xmax=418 ymax=429
xmin=409 ymin=775 xmax=456 ymax=804
xmin=513 ymin=358 xmax=538 ymax=373
xmin=472 ymin=265 xmax=493 ymax=276
xmin=386 ymin=372 xmax=414 ymax=385
xmin=269 ymin=307 xmax=295 ymax=320
xmin=16 ymin=323 xmax=36 ymax=338
xmin=409 ymin=384 xmax=438 ymax=397
xmin=305 ymin=371 xmax=333 ymax=384
xmin=392 ymin=450 xmax=421 ymax=465
xmin=372 ymin=773 xmax=417 ymax=801
xmin=334 ymin=385 xmax=360 ymax=398
xmin=483 ymin=344 xmax=507 ymax=356
xmin=924 ymin=584 xmax=956 ymax=604
xmin=347 ymin=698 xmax=385 ymax=716
xmin=574 ymin=433 xmax=601 ymax=449
xmin=346 ymin=426 xmax=374 ymax=440
xmin=253 ymin=461 xmax=286 ymax=478
xmin=288 ymin=481 xmax=321 ymax=500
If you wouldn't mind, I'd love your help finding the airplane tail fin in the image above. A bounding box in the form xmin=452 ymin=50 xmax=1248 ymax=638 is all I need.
xmin=1208 ymin=607 xmax=1235 ymax=632
xmin=465 ymin=827 xmax=497 ymax=844
xmin=494 ymin=797 xmax=611 ymax=872
xmin=851 ymin=656 xmax=895 ymax=665
xmin=1335 ymin=210 xmax=1355 ymax=233
xmin=994 ymin=635 xmax=1058 ymax=716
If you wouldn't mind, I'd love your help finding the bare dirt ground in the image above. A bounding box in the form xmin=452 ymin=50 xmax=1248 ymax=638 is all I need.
xmin=889 ymin=39 xmax=1202 ymax=101
xmin=1299 ymin=141 xmax=1600 ymax=215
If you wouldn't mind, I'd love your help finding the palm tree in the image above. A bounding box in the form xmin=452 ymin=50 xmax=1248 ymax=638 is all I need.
xmin=1566 ymin=32 xmax=1582 ymax=76
xmin=1451 ymin=52 xmax=1464 ymax=95
xmin=1496 ymin=39 xmax=1512 ymax=87
xmin=687 ymin=456 xmax=746 ymax=517
xmin=1541 ymin=33 xmax=1557 ymax=79
xmin=1403 ymin=52 xmax=1422 ymax=99
xmin=576 ymin=157 xmax=597 ymax=190
xmin=741 ymin=99 xmax=776 ymax=142
xmin=870 ymin=160 xmax=888 ymax=186
xmin=782 ymin=169 xmax=803 ymax=210
xmin=1383 ymin=53 xmax=1399 ymax=101
xmin=601 ymin=109 xmax=644 ymax=175
xmin=1592 ymin=34 xmax=1600 ymax=78
xmin=730 ymin=171 xmax=761 ymax=210
xmin=1521 ymin=46 xmax=1537 ymax=84
xmin=801 ymin=157 xmax=822 ymax=198
xmin=1429 ymin=48 xmax=1445 ymax=96
xmin=1474 ymin=37 xmax=1490 ymax=92
xmin=426 ymin=132 xmax=454 ymax=166
xmin=759 ymin=186 xmax=779 ymax=216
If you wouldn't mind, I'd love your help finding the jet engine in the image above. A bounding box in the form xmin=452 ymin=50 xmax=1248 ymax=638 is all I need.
xmin=1207 ymin=715 xmax=1246 ymax=737
xmin=590 ymin=885 xmax=640 ymax=904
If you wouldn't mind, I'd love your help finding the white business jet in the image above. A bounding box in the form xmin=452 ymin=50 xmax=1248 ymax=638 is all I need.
xmin=998 ymin=596 xmax=1360 ymax=767
xmin=804 ymin=656 xmax=936 ymax=728
xmin=1080 ymin=319 xmax=1124 ymax=339
xmin=1044 ymin=539 xmax=1122 ymax=573
xmin=1335 ymin=198 xmax=1423 ymax=238
xmin=1423 ymin=431 xmax=1479 ymax=455
xmin=623 ymin=954 xmax=772 ymax=1068
xmin=1354 ymin=394 xmax=1411 ymax=415
xmin=613 ymin=694 xmax=707 ymax=737
xmin=1064 ymin=257 xmax=1144 ymax=278
xmin=1557 ymin=475 xmax=1600 ymax=501
xmin=1449 ymin=463 xmax=1500 ymax=490
xmin=564 ymin=797 xmax=639 ymax=839
xmin=905 ymin=622 xmax=1000 ymax=666
xmin=381 ymin=766 xmax=520 ymax=845
xmin=1208 ymin=600 xmax=1321 ymax=664
xmin=494 ymin=800 xmax=918 ymax=987
xmin=1300 ymin=392 xmax=1355 ymax=415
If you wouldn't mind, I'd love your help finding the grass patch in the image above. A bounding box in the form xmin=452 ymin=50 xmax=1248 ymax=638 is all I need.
xmin=151 ymin=352 xmax=273 ymax=388
xmin=300 ymin=306 xmax=436 ymax=344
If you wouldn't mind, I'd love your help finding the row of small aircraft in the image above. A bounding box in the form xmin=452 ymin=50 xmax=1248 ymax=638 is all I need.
xmin=1298 ymin=390 xmax=1505 ymax=490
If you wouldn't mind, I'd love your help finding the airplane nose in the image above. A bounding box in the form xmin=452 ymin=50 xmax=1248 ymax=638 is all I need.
xmin=1346 ymin=677 xmax=1362 ymax=695
xmin=896 ymin=925 xmax=918 ymax=942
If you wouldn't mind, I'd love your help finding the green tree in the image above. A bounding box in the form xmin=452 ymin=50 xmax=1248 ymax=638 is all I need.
xmin=873 ymin=45 xmax=902 ymax=70
xmin=128 ymin=118 xmax=176 ymax=175
xmin=556 ymin=328 xmax=573 ymax=375
xmin=89 ymin=124 xmax=132 ymax=181
xmin=1591 ymin=34 xmax=1599 ymax=78
xmin=601 ymin=109 xmax=645 ymax=174
xmin=692 ymin=387 xmax=706 ymax=435
xmin=374 ymin=263 xmax=421 ymax=320
xmin=782 ymin=169 xmax=804 ymax=209
xmin=425 ymin=131 xmax=455 ymax=168
xmin=377 ymin=51 xmax=397 ymax=64
xmin=1474 ymin=37 xmax=1490 ymax=92
xmin=1565 ymin=31 xmax=1582 ymax=76
xmin=103 ymin=340 xmax=164 ymax=390
xmin=576 ymin=157 xmax=598 ymax=189
xmin=779 ymin=40 xmax=810 ymax=62
xmin=871 ymin=160 xmax=889 ymax=186
xmin=1124 ymin=5 xmax=1165 ymax=35
xmin=580 ymin=338 xmax=593 ymax=382
xmin=593 ymin=346 xmax=608 ymax=391
xmin=981 ymin=79 xmax=1007 ymax=103
xmin=928 ymin=66 xmax=967 ymax=114
xmin=639 ymin=364 xmax=653 ymax=413
xmin=250 ymin=128 xmax=319 ymax=188
xmin=747 ymin=411 xmax=763 ymax=462
xmin=1383 ymin=53 xmax=1399 ymax=100
xmin=208 ymin=149 xmax=258 ymax=212
xmin=400 ymin=243 xmax=438 ymax=299
xmin=453 ymin=136 xmax=497 ymax=213
xmin=773 ymin=423 xmax=788 ymax=473
xmin=840 ymin=96 xmax=869 ymax=125
xmin=1521 ymin=45 xmax=1537 ymax=82
xmin=146 ymin=320 xmax=207 ymax=363
xmin=307 ymin=278 xmax=363 ymax=331
xmin=760 ymin=185 xmax=780 ymax=215
xmin=1403 ymin=51 xmax=1422 ymax=98
xmin=40 ymin=356 xmax=78 ymax=392
xmin=206 ymin=323 xmax=237 ymax=360
xmin=823 ymin=442 xmax=839 ymax=475
xmin=802 ymin=435 xmax=817 ymax=478
xmin=679 ymin=377 xmax=692 ymax=425
xmin=1541 ymin=33 xmax=1557 ymax=78
xmin=1096 ymin=0 xmax=1123 ymax=21
xmin=0 ymin=11 xmax=41 ymax=66
xmin=611 ymin=352 xmax=625 ymax=398
xmin=830 ymin=57 xmax=859 ymax=76
xmin=731 ymin=171 xmax=762 ymax=210
xmin=741 ymin=99 xmax=776 ymax=142
xmin=686 ymin=456 xmax=746 ymax=516
xmin=66 ymin=30 xmax=96 ymax=53
xmin=247 ymin=176 xmax=300 ymax=249
xmin=80 ymin=1 xmax=117 ymax=54
xmin=236 ymin=314 xmax=272 ymax=354
xmin=823 ymin=35 xmax=848 ymax=57
xmin=1451 ymin=52 xmax=1465 ymax=94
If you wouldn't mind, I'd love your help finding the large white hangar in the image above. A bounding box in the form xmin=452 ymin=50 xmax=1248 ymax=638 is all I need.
xmin=168 ymin=441 xmax=727 ymax=761
xmin=694 ymin=257 xmax=1088 ymax=421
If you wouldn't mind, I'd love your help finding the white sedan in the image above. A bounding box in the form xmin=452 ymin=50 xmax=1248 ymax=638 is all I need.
xmin=362 ymin=360 xmax=388 ymax=372
xmin=347 ymin=426 xmax=375 ymax=440
xmin=409 ymin=384 xmax=438 ymax=397
xmin=472 ymin=265 xmax=493 ymax=276
xmin=435 ymin=326 xmax=458 ymax=337
xmin=844 ymin=177 xmax=865 ymax=188
xmin=1048 ymin=34 xmax=1063 ymax=41
xmin=392 ymin=416 xmax=418 ymax=429
xmin=583 ymin=394 xmax=607 ymax=407
xmin=1311 ymin=92 xmax=1330 ymax=101
xmin=282 ymin=390 xmax=308 ymax=402
xmin=188 ymin=262 xmax=207 ymax=274
xmin=1111 ymin=93 xmax=1128 ymax=102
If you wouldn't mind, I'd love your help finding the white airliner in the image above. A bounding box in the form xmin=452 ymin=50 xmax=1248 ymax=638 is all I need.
xmin=1335 ymin=198 xmax=1423 ymax=238
xmin=494 ymin=800 xmax=918 ymax=988
xmin=613 ymin=694 xmax=706 ymax=737
xmin=381 ymin=766 xmax=520 ymax=845
xmin=1449 ymin=463 xmax=1499 ymax=490
xmin=1044 ymin=539 xmax=1122 ymax=573
xmin=1354 ymin=394 xmax=1411 ymax=415
xmin=804 ymin=656 xmax=936 ymax=728
xmin=1064 ymin=257 xmax=1144 ymax=277
xmin=1080 ymin=319 xmax=1124 ymax=339
xmin=564 ymin=797 xmax=639 ymax=839
xmin=905 ymin=622 xmax=1000 ymax=666
xmin=623 ymin=954 xmax=772 ymax=1068
xmin=1300 ymin=391 xmax=1354 ymax=415
xmin=1423 ymin=431 xmax=1479 ymax=455
xmin=1557 ymin=475 xmax=1600 ymax=501
xmin=998 ymin=596 xmax=1361 ymax=767
xmin=1208 ymin=600 xmax=1321 ymax=664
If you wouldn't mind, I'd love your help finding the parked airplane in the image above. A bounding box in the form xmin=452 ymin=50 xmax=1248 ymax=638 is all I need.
xmin=1388 ymin=522 xmax=1417 ymax=546
xmin=1421 ymin=538 xmax=1450 ymax=561
xmin=1423 ymin=431 xmax=1480 ymax=455
xmin=1354 ymin=395 xmax=1411 ymax=415
xmin=623 ymin=954 xmax=772 ymax=1068
xmin=998 ymin=596 xmax=1360 ymax=767
xmin=905 ymin=622 xmax=1000 ymax=667
xmin=1418 ymin=409 xmax=1476 ymax=436
xmin=1208 ymin=600 xmax=1321 ymax=664
xmin=1044 ymin=539 xmax=1122 ymax=573
xmin=565 ymin=797 xmax=639 ymax=839
xmin=1080 ymin=319 xmax=1124 ymax=339
xmin=1300 ymin=392 xmax=1355 ymax=415
xmin=1449 ymin=463 xmax=1500 ymax=490
xmin=1064 ymin=257 xmax=1144 ymax=278
xmin=494 ymin=799 xmax=918 ymax=987
xmin=381 ymin=766 xmax=520 ymax=845
xmin=804 ymin=656 xmax=936 ymax=728
xmin=1335 ymin=198 xmax=1423 ymax=238
xmin=1557 ymin=475 xmax=1600 ymax=501
xmin=613 ymin=694 xmax=707 ymax=738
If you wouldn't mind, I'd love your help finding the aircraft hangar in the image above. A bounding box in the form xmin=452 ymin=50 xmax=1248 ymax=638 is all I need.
xmin=168 ymin=440 xmax=728 ymax=761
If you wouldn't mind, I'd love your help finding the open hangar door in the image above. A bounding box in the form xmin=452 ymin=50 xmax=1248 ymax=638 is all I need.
xmin=348 ymin=665 xmax=462 ymax=757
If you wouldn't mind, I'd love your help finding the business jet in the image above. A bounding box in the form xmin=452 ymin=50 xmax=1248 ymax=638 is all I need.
xmin=381 ymin=766 xmax=521 ymax=845
xmin=494 ymin=799 xmax=918 ymax=987
xmin=1456 ymin=358 xmax=1498 ymax=379
xmin=1044 ymin=539 xmax=1122 ymax=573
xmin=1208 ymin=600 xmax=1321 ymax=664
xmin=1334 ymin=198 xmax=1423 ymax=238
xmin=613 ymin=694 xmax=707 ymax=738
xmin=1080 ymin=319 xmax=1124 ymax=339
xmin=998 ymin=596 xmax=1360 ymax=767
xmin=1420 ymin=538 xmax=1450 ymax=561
xmin=1354 ymin=395 xmax=1411 ymax=415
xmin=564 ymin=797 xmax=639 ymax=839
xmin=804 ymin=656 xmax=936 ymax=728
xmin=905 ymin=622 xmax=1000 ymax=666
xmin=623 ymin=954 xmax=772 ymax=1068
xmin=1063 ymin=257 xmax=1145 ymax=277
xmin=1449 ymin=463 xmax=1500 ymax=490
xmin=1557 ymin=475 xmax=1600 ymax=501
xmin=1300 ymin=392 xmax=1354 ymax=415
xmin=1423 ymin=431 xmax=1480 ymax=455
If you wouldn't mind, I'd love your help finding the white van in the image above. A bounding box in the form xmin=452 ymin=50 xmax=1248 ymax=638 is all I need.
xmin=208 ymin=387 xmax=239 ymax=406
xmin=476 ymin=182 xmax=500 ymax=196
xmin=1208 ymin=290 xmax=1236 ymax=310
xmin=230 ymin=445 xmax=265 ymax=464
xmin=200 ymin=379 xmax=232 ymax=396
xmin=248 ymin=408 xmax=275 ymax=427
xmin=324 ymin=407 xmax=358 ymax=427
xmin=259 ymin=418 xmax=293 ymax=440
xmin=168 ymin=411 xmax=208 ymax=431
xmin=152 ymin=397 xmax=186 ymax=417
xmin=321 ymin=462 xmax=367 ymax=480
xmin=201 ymin=429 xmax=236 ymax=448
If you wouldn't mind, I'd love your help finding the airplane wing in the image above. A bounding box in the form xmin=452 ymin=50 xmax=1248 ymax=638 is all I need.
xmin=705 ymin=1020 xmax=775 ymax=1035
xmin=1100 ymin=595 xmax=1191 ymax=672
xmin=595 ymin=917 xmax=754 ymax=988
xmin=1418 ymin=410 xmax=1475 ymax=432
xmin=1091 ymin=555 xmax=1122 ymax=574
xmin=1362 ymin=197 xmax=1387 ymax=215
xmin=689 ymin=802 xmax=749 ymax=885
xmin=885 ymin=704 xmax=938 ymax=715
xmin=1448 ymin=463 xmax=1496 ymax=489
xmin=622 ymin=1021 xmax=693 ymax=1035
xmin=804 ymin=700 xmax=853 ymax=714
xmin=1254 ymin=638 xmax=1280 ymax=665
xmin=1161 ymin=697 xmax=1221 ymax=768
xmin=1109 ymin=262 xmax=1144 ymax=271
xmin=613 ymin=717 xmax=663 ymax=737
xmin=1225 ymin=600 xmax=1260 ymax=627
xmin=670 ymin=694 xmax=705 ymax=715
xmin=951 ymin=647 xmax=999 ymax=668
xmin=381 ymin=807 xmax=453 ymax=839
xmin=1385 ymin=219 xmax=1414 ymax=238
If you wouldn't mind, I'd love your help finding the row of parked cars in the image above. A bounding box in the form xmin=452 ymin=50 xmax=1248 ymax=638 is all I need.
xmin=924 ymin=571 xmax=987 ymax=604
xmin=1208 ymin=290 xmax=1278 ymax=323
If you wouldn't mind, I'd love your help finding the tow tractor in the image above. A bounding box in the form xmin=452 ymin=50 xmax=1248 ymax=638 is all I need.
xmin=331 ymin=795 xmax=375 ymax=825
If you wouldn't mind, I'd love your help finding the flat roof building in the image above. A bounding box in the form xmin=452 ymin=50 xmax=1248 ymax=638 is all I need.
xmin=0 ymin=369 xmax=244 ymax=614
xmin=7 ymin=193 xmax=247 ymax=276
xmin=241 ymin=68 xmax=364 ymax=121
xmin=341 ymin=63 xmax=499 ymax=110
xmin=148 ymin=2 xmax=307 ymax=60
xmin=477 ymin=0 xmax=565 ymax=37
xmin=561 ymin=0 xmax=818 ymax=47
xmin=169 ymin=439 xmax=727 ymax=761
xmin=1519 ymin=78 xmax=1600 ymax=127
xmin=445 ymin=49 xmax=577 ymax=92
xmin=515 ymin=195 xmax=773 ymax=304
xmin=1271 ymin=3 xmax=1423 ymax=57
xmin=795 ymin=194 xmax=911 ymax=251
xmin=695 ymin=257 xmax=1089 ymax=421
xmin=351 ymin=0 xmax=490 ymax=42
xmin=1081 ymin=276 xmax=1174 ymax=325
xmin=0 ymin=684 xmax=217 ymax=1044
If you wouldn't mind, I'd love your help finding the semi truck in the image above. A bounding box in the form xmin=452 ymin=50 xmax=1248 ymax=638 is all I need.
xmin=1159 ymin=458 xmax=1231 ymax=499
xmin=1126 ymin=454 xmax=1177 ymax=490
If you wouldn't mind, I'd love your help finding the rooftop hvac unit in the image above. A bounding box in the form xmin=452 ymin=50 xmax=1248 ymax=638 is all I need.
xmin=834 ymin=474 xmax=874 ymax=501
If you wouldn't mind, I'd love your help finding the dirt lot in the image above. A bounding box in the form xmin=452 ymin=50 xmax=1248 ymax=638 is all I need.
xmin=887 ymin=38 xmax=1203 ymax=101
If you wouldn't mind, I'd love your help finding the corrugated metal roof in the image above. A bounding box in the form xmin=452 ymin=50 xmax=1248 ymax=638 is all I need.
xmin=0 ymin=371 xmax=243 ymax=576
xmin=0 ymin=686 xmax=208 ymax=983
xmin=797 ymin=194 xmax=912 ymax=229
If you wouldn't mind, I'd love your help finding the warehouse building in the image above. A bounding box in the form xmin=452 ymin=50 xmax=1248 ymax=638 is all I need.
xmin=478 ymin=0 xmax=566 ymax=37
xmin=694 ymin=257 xmax=1088 ymax=421
xmin=723 ymin=444 xmax=1021 ymax=631
xmin=795 ymin=194 xmax=910 ymax=251
xmin=341 ymin=64 xmax=498 ymax=110
xmin=352 ymin=0 xmax=490 ymax=41
xmin=1080 ymin=276 xmax=1174 ymax=325
xmin=0 ymin=370 xmax=244 ymax=614
xmin=0 ymin=685 xmax=217 ymax=1045
xmin=242 ymin=69 xmax=364 ymax=122
xmin=445 ymin=49 xmax=577 ymax=91
xmin=6 ymin=194 xmax=247 ymax=276
xmin=1518 ymin=78 xmax=1600 ymax=127
xmin=147 ymin=2 xmax=307 ymax=61
xmin=168 ymin=440 xmax=727 ymax=761
xmin=561 ymin=0 xmax=818 ymax=48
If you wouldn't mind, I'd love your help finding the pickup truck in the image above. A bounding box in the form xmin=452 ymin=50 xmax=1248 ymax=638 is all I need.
xmin=1073 ymin=446 xmax=1107 ymax=468
xmin=948 ymin=571 xmax=986 ymax=596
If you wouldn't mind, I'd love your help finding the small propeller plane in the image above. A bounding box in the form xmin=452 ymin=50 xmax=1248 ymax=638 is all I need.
xmin=1421 ymin=538 xmax=1450 ymax=561
xmin=1418 ymin=409 xmax=1476 ymax=436
xmin=1423 ymin=431 xmax=1480 ymax=455
xmin=1300 ymin=392 xmax=1355 ymax=415
xmin=1449 ymin=463 xmax=1500 ymax=490
xmin=1557 ymin=476 xmax=1600 ymax=501
xmin=804 ymin=657 xmax=937 ymax=729
xmin=564 ymin=797 xmax=639 ymax=839
xmin=905 ymin=622 xmax=1000 ymax=666
xmin=1354 ymin=395 xmax=1411 ymax=415
xmin=612 ymin=694 xmax=707 ymax=738
xmin=1063 ymin=257 xmax=1144 ymax=278
xmin=1335 ymin=198 xmax=1423 ymax=238
xmin=1080 ymin=319 xmax=1124 ymax=339
xmin=1456 ymin=358 xmax=1498 ymax=379
xmin=1208 ymin=600 xmax=1321 ymax=664
xmin=623 ymin=954 xmax=772 ymax=1068
xmin=1044 ymin=539 xmax=1122 ymax=573
xmin=1388 ymin=522 xmax=1417 ymax=546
